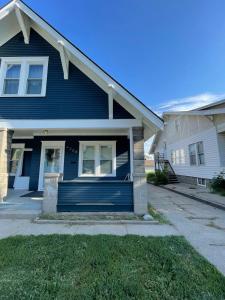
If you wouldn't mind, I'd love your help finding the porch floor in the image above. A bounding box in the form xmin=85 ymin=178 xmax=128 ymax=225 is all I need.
xmin=0 ymin=189 xmax=42 ymax=219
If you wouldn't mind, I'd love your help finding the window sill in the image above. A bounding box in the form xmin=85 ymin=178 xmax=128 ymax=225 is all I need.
xmin=78 ymin=174 xmax=116 ymax=178
xmin=0 ymin=94 xmax=46 ymax=97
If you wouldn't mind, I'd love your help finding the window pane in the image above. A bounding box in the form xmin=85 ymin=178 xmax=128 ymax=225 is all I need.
xmin=9 ymin=148 xmax=23 ymax=173
xmin=4 ymin=79 xmax=19 ymax=94
xmin=9 ymin=160 xmax=19 ymax=174
xmin=44 ymin=149 xmax=60 ymax=173
xmin=197 ymin=142 xmax=203 ymax=153
xmin=198 ymin=153 xmax=205 ymax=165
xmin=190 ymin=155 xmax=196 ymax=165
xmin=189 ymin=144 xmax=196 ymax=155
xmin=100 ymin=160 xmax=112 ymax=174
xmin=28 ymin=65 xmax=43 ymax=79
xmin=83 ymin=146 xmax=95 ymax=160
xmin=6 ymin=64 xmax=21 ymax=78
xmin=175 ymin=150 xmax=179 ymax=164
xmin=100 ymin=145 xmax=112 ymax=160
xmin=180 ymin=149 xmax=185 ymax=164
xmin=171 ymin=151 xmax=175 ymax=164
xmin=83 ymin=160 xmax=95 ymax=174
xmin=11 ymin=148 xmax=23 ymax=160
xmin=27 ymin=79 xmax=42 ymax=94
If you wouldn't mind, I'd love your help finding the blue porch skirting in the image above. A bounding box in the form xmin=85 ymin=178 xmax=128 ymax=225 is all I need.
xmin=57 ymin=181 xmax=133 ymax=212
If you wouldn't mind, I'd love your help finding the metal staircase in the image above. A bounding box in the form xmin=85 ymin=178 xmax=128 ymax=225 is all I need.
xmin=154 ymin=153 xmax=179 ymax=184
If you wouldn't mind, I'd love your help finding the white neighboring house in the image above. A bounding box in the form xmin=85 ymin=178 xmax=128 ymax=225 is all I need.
xmin=150 ymin=99 xmax=225 ymax=187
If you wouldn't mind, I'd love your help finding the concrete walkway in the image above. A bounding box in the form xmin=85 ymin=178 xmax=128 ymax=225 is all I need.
xmin=149 ymin=184 xmax=225 ymax=276
xmin=164 ymin=183 xmax=225 ymax=210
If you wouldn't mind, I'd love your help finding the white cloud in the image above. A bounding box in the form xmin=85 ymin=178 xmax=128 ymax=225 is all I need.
xmin=155 ymin=92 xmax=225 ymax=115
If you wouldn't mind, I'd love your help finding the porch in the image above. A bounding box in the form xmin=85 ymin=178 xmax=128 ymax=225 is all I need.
xmin=0 ymin=127 xmax=148 ymax=215
xmin=0 ymin=189 xmax=42 ymax=219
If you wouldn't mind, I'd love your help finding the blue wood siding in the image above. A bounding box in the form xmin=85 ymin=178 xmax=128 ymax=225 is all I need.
xmin=12 ymin=136 xmax=130 ymax=190
xmin=58 ymin=181 xmax=133 ymax=212
xmin=0 ymin=30 xmax=134 ymax=120
xmin=113 ymin=100 xmax=134 ymax=119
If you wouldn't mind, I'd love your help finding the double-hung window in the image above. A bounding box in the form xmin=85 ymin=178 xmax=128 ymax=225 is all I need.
xmin=188 ymin=141 xmax=205 ymax=166
xmin=79 ymin=141 xmax=116 ymax=177
xmin=0 ymin=57 xmax=48 ymax=97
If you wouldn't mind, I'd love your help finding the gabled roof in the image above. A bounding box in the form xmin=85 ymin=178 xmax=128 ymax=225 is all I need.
xmin=150 ymin=97 xmax=225 ymax=153
xmin=0 ymin=0 xmax=163 ymax=132
xmin=193 ymin=98 xmax=225 ymax=111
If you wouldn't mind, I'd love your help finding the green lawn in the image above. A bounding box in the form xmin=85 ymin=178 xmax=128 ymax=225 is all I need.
xmin=0 ymin=235 xmax=224 ymax=299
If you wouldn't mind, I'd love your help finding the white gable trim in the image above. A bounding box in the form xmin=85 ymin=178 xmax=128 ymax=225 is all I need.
xmin=163 ymin=108 xmax=225 ymax=117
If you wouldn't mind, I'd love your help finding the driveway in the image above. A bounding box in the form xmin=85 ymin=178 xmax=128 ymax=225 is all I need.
xmin=149 ymin=184 xmax=225 ymax=276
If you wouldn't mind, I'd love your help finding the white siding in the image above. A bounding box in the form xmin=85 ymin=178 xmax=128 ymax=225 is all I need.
xmin=154 ymin=113 xmax=225 ymax=180
xmin=166 ymin=127 xmax=221 ymax=179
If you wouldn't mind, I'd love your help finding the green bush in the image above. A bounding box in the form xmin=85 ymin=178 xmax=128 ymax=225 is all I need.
xmin=210 ymin=172 xmax=225 ymax=194
xmin=147 ymin=172 xmax=156 ymax=182
xmin=147 ymin=169 xmax=168 ymax=185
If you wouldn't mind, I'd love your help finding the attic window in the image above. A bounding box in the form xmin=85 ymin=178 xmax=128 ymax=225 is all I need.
xmin=0 ymin=57 xmax=48 ymax=97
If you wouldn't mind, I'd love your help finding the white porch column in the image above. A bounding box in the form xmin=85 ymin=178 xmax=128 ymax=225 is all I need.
xmin=132 ymin=127 xmax=148 ymax=215
xmin=43 ymin=173 xmax=61 ymax=213
xmin=0 ymin=128 xmax=13 ymax=202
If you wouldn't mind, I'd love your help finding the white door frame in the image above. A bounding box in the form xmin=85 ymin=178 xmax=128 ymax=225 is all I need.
xmin=38 ymin=141 xmax=65 ymax=191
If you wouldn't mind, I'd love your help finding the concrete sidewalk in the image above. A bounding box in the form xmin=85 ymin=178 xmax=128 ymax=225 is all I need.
xmin=0 ymin=219 xmax=178 ymax=239
xmin=149 ymin=184 xmax=225 ymax=276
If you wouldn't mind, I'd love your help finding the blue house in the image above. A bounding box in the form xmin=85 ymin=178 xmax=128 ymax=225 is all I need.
xmin=0 ymin=0 xmax=163 ymax=214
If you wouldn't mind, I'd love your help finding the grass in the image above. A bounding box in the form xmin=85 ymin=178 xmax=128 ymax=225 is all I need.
xmin=39 ymin=213 xmax=142 ymax=221
xmin=148 ymin=204 xmax=170 ymax=224
xmin=0 ymin=235 xmax=224 ymax=299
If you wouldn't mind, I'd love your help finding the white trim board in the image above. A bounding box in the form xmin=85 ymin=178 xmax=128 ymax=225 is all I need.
xmin=38 ymin=140 xmax=65 ymax=190
xmin=0 ymin=0 xmax=163 ymax=131
xmin=0 ymin=119 xmax=141 ymax=129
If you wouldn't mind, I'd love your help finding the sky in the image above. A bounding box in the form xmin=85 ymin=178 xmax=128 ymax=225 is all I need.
xmin=1 ymin=0 xmax=225 ymax=151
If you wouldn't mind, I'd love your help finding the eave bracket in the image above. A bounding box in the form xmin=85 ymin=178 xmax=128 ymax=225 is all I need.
xmin=15 ymin=5 xmax=30 ymax=44
xmin=58 ymin=40 xmax=69 ymax=80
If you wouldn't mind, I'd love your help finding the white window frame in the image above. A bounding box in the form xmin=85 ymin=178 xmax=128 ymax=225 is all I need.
xmin=197 ymin=178 xmax=206 ymax=187
xmin=0 ymin=57 xmax=49 ymax=97
xmin=189 ymin=141 xmax=205 ymax=166
xmin=38 ymin=141 xmax=65 ymax=191
xmin=78 ymin=141 xmax=116 ymax=177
